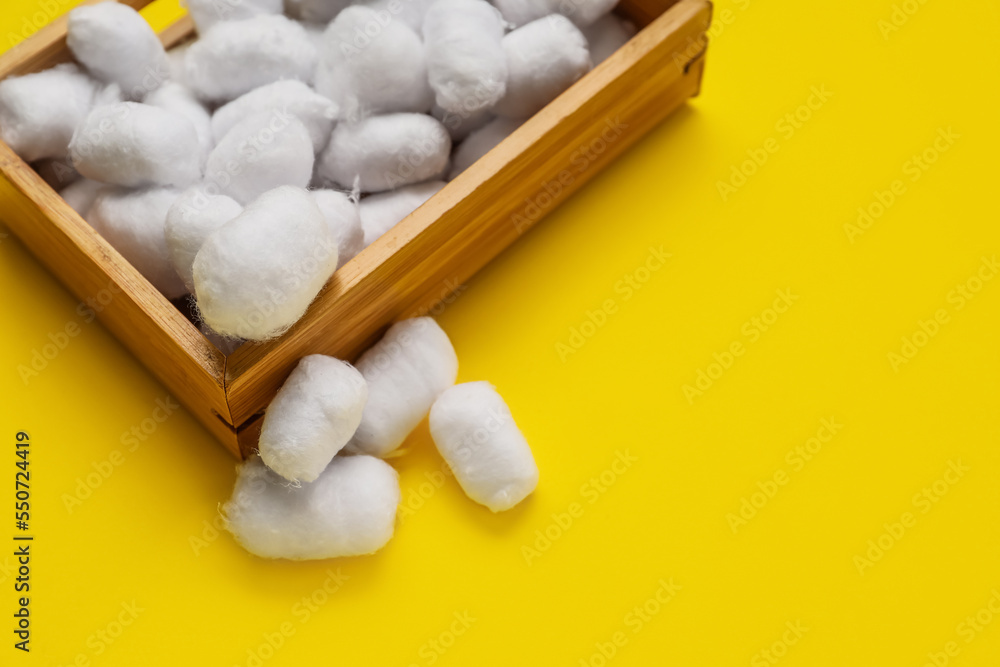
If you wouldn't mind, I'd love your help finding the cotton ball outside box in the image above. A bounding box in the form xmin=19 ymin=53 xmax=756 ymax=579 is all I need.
xmin=0 ymin=64 xmax=98 ymax=162
xmin=311 ymin=190 xmax=364 ymax=268
xmin=66 ymin=2 xmax=170 ymax=100
xmin=494 ymin=15 xmax=592 ymax=119
xmin=59 ymin=178 xmax=104 ymax=216
xmin=184 ymin=15 xmax=317 ymax=103
xmin=315 ymin=6 xmax=433 ymax=119
xmin=317 ymin=113 xmax=450 ymax=192
xmin=223 ymin=455 xmax=400 ymax=560
xmin=258 ymin=355 xmax=368 ymax=483
xmin=211 ymin=80 xmax=337 ymax=154
xmin=359 ymin=180 xmax=445 ymax=248
xmin=165 ymin=187 xmax=243 ymax=292
xmin=423 ymin=0 xmax=507 ymax=115
xmin=145 ymin=82 xmax=214 ymax=162
xmin=429 ymin=382 xmax=539 ymax=512
xmin=193 ymin=186 xmax=338 ymax=340
xmin=448 ymin=117 xmax=521 ymax=179
xmin=493 ymin=0 xmax=618 ymax=27
xmin=183 ymin=0 xmax=283 ymax=34
xmin=69 ymin=102 xmax=202 ymax=188
xmin=205 ymin=112 xmax=314 ymax=205
xmin=347 ymin=317 xmax=458 ymax=457
xmin=583 ymin=14 xmax=636 ymax=65
xmin=87 ymin=186 xmax=188 ymax=299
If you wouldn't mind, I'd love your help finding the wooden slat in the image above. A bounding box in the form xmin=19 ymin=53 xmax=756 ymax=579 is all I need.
xmin=224 ymin=0 xmax=712 ymax=431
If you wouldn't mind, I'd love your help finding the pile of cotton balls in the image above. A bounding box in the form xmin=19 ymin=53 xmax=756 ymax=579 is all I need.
xmin=225 ymin=317 xmax=540 ymax=559
xmin=1 ymin=0 xmax=634 ymax=343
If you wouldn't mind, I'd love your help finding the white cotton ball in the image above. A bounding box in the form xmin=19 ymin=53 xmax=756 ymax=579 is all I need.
xmin=165 ymin=186 xmax=243 ymax=292
xmin=311 ymin=190 xmax=364 ymax=268
xmin=184 ymin=15 xmax=317 ymax=103
xmin=145 ymin=82 xmax=214 ymax=160
xmin=193 ymin=186 xmax=338 ymax=340
xmin=360 ymin=180 xmax=445 ymax=247
xmin=423 ymin=0 xmax=507 ymax=115
xmin=430 ymin=382 xmax=538 ymax=511
xmin=314 ymin=6 xmax=433 ymax=118
xmin=87 ymin=186 xmax=188 ymax=299
xmin=317 ymin=113 xmax=450 ymax=192
xmin=205 ymin=112 xmax=314 ymax=205
xmin=93 ymin=82 xmax=125 ymax=107
xmin=59 ymin=178 xmax=104 ymax=216
xmin=362 ymin=0 xmax=437 ymax=35
xmin=286 ymin=0 xmax=351 ymax=24
xmin=347 ymin=317 xmax=457 ymax=457
xmin=223 ymin=455 xmax=400 ymax=560
xmin=448 ymin=117 xmax=521 ymax=179
xmin=69 ymin=102 xmax=202 ymax=188
xmin=0 ymin=64 xmax=98 ymax=162
xmin=183 ymin=0 xmax=283 ymax=34
xmin=494 ymin=15 xmax=591 ymax=119
xmin=258 ymin=355 xmax=368 ymax=483
xmin=66 ymin=2 xmax=170 ymax=99
xmin=494 ymin=0 xmax=617 ymax=27
xmin=583 ymin=13 xmax=636 ymax=65
xmin=432 ymin=104 xmax=492 ymax=142
xmin=211 ymin=80 xmax=337 ymax=153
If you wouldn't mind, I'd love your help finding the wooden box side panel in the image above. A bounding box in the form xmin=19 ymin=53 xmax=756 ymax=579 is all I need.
xmin=225 ymin=0 xmax=712 ymax=433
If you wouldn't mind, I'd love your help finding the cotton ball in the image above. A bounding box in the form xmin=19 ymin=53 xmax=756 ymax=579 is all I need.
xmin=360 ymin=180 xmax=445 ymax=247
xmin=494 ymin=15 xmax=591 ymax=119
xmin=205 ymin=112 xmax=314 ymax=205
xmin=433 ymin=104 xmax=492 ymax=142
xmin=183 ymin=0 xmax=282 ymax=34
xmin=429 ymin=382 xmax=539 ymax=512
xmin=211 ymin=80 xmax=337 ymax=153
xmin=93 ymin=82 xmax=125 ymax=107
xmin=193 ymin=186 xmax=337 ymax=340
xmin=423 ymin=0 xmax=507 ymax=115
xmin=448 ymin=117 xmax=521 ymax=179
xmin=311 ymin=190 xmax=364 ymax=268
xmin=314 ymin=6 xmax=433 ymax=118
xmin=363 ymin=0 xmax=437 ymax=34
xmin=165 ymin=186 xmax=243 ymax=292
xmin=145 ymin=82 xmax=214 ymax=161
xmin=59 ymin=178 xmax=104 ymax=215
xmin=223 ymin=455 xmax=400 ymax=560
xmin=87 ymin=186 xmax=188 ymax=299
xmin=0 ymin=64 xmax=97 ymax=162
xmin=66 ymin=2 xmax=170 ymax=99
xmin=347 ymin=317 xmax=457 ymax=457
xmin=69 ymin=102 xmax=202 ymax=188
xmin=317 ymin=113 xmax=450 ymax=192
xmin=583 ymin=13 xmax=636 ymax=65
xmin=493 ymin=0 xmax=617 ymax=27
xmin=184 ymin=15 xmax=317 ymax=103
xmin=285 ymin=0 xmax=351 ymax=23
xmin=258 ymin=355 xmax=368 ymax=483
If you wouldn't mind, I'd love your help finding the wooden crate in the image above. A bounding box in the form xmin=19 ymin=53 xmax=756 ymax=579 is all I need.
xmin=0 ymin=0 xmax=712 ymax=459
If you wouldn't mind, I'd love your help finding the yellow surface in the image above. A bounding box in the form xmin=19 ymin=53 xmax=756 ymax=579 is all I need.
xmin=2 ymin=0 xmax=999 ymax=664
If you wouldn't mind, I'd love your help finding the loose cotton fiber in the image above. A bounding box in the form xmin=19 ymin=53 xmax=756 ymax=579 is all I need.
xmin=224 ymin=455 xmax=400 ymax=560
xmin=583 ymin=13 xmax=636 ymax=65
xmin=69 ymin=102 xmax=202 ymax=188
xmin=165 ymin=187 xmax=243 ymax=292
xmin=184 ymin=15 xmax=317 ymax=103
xmin=258 ymin=355 xmax=368 ymax=483
xmin=493 ymin=15 xmax=591 ymax=119
xmin=348 ymin=317 xmax=458 ymax=457
xmin=205 ymin=112 xmax=314 ymax=205
xmin=211 ymin=80 xmax=338 ymax=153
xmin=183 ymin=0 xmax=283 ymax=34
xmin=67 ymin=2 xmax=170 ymax=99
xmin=314 ymin=6 xmax=433 ymax=119
xmin=493 ymin=0 xmax=617 ymax=27
xmin=87 ymin=186 xmax=188 ymax=299
xmin=429 ymin=382 xmax=539 ymax=512
xmin=0 ymin=64 xmax=97 ymax=162
xmin=317 ymin=113 xmax=450 ymax=192
xmin=311 ymin=190 xmax=364 ymax=268
xmin=448 ymin=117 xmax=520 ymax=179
xmin=359 ymin=180 xmax=445 ymax=248
xmin=193 ymin=186 xmax=338 ymax=340
xmin=423 ymin=0 xmax=507 ymax=115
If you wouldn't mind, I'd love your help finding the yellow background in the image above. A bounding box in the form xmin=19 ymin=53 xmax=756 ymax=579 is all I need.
xmin=2 ymin=0 xmax=999 ymax=664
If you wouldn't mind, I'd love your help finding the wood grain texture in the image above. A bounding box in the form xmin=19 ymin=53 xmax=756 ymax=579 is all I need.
xmin=224 ymin=0 xmax=713 ymax=432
